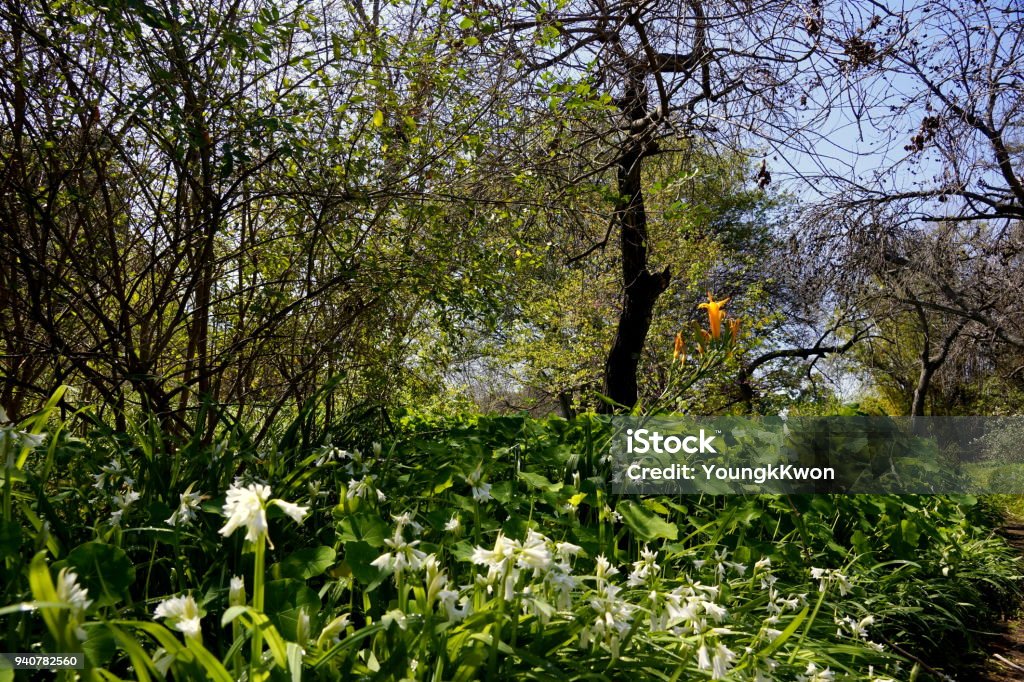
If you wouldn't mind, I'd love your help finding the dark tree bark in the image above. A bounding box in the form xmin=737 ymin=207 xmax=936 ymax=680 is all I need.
xmin=601 ymin=142 xmax=670 ymax=411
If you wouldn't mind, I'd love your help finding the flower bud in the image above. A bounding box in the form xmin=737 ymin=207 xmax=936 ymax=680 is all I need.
xmin=229 ymin=576 xmax=245 ymax=607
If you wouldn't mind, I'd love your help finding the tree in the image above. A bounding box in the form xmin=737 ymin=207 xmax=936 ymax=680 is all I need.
xmin=795 ymin=0 xmax=1024 ymax=414
xmin=474 ymin=0 xmax=853 ymax=410
xmin=469 ymin=149 xmax=790 ymax=414
xmin=0 ymin=0 xmax=529 ymax=434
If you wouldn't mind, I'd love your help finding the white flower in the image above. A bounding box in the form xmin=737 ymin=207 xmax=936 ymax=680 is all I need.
xmin=317 ymin=614 xmax=351 ymax=647
xmin=471 ymin=533 xmax=516 ymax=571
xmin=810 ymin=567 xmax=852 ymax=596
xmin=471 ymin=533 xmax=519 ymax=600
xmin=797 ymin=662 xmax=835 ymax=681
xmin=59 ymin=577 xmax=88 ymax=642
xmin=93 ymin=458 xmax=126 ymax=490
xmin=115 ymin=487 xmax=141 ymax=509
xmin=308 ymin=480 xmax=324 ymax=499
xmin=628 ymin=545 xmax=660 ymax=586
xmin=372 ymin=528 xmax=427 ymax=576
xmin=697 ymin=643 xmax=711 ymax=671
xmin=585 ymin=583 xmax=635 ymax=658
xmin=313 ymin=444 xmax=351 ymax=467
xmin=438 ymin=589 xmax=470 ymax=621
xmin=219 ymin=482 xmax=306 ymax=547
xmin=381 ymin=609 xmax=408 ymax=630
xmin=166 ymin=486 xmax=204 ymax=527
xmin=466 ymin=465 xmax=492 ymax=502
xmin=20 ymin=431 xmax=46 ymax=449
xmin=471 ymin=481 xmax=492 ymax=502
xmin=109 ymin=485 xmax=141 ymax=526
xmin=703 ymin=600 xmax=728 ymax=622
xmin=391 ymin=512 xmax=423 ymax=535
xmin=424 ymin=554 xmax=448 ymax=603
xmin=837 ymin=614 xmax=875 ymax=640
xmin=219 ymin=483 xmax=271 ymax=543
xmin=272 ymin=499 xmax=309 ymax=524
xmin=555 ymin=541 xmax=583 ymax=559
xmin=594 ymin=555 xmax=619 ymax=584
xmin=347 ymin=475 xmax=382 ymax=501
xmin=444 ymin=514 xmax=461 ymax=532
xmin=833 ymin=572 xmax=852 ymax=596
xmin=516 ymin=530 xmax=553 ymax=573
xmin=154 ymin=595 xmax=203 ymax=638
xmin=229 ymin=576 xmax=245 ymax=606
xmin=57 ymin=568 xmax=92 ymax=612
xmin=711 ymin=642 xmax=736 ymax=679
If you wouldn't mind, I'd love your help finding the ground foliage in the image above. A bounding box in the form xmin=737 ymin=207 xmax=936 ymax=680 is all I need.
xmin=1 ymin=402 xmax=1020 ymax=681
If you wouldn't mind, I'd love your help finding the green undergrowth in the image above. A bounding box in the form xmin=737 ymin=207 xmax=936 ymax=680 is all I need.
xmin=1 ymin=407 xmax=1020 ymax=681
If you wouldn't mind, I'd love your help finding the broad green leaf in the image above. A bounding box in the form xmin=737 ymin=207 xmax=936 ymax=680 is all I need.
xmin=337 ymin=513 xmax=388 ymax=548
xmin=343 ymin=540 xmax=383 ymax=585
xmin=615 ymin=500 xmax=678 ymax=541
xmin=63 ymin=541 xmax=136 ymax=607
xmin=264 ymin=579 xmax=321 ymax=641
xmin=518 ymin=471 xmax=562 ymax=492
xmin=277 ymin=546 xmax=336 ymax=580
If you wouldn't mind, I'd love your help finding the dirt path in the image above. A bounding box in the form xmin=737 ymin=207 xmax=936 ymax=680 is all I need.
xmin=980 ymin=525 xmax=1024 ymax=681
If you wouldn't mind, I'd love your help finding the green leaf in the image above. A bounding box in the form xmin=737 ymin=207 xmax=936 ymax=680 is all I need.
xmin=185 ymin=637 xmax=233 ymax=682
xmin=0 ymin=520 xmax=22 ymax=555
xmin=336 ymin=512 xmax=388 ymax=548
xmin=372 ymin=110 xmax=384 ymax=127
xmin=286 ymin=642 xmax=304 ymax=682
xmin=616 ymin=500 xmax=678 ymax=541
xmin=344 ymin=540 xmax=383 ymax=585
xmin=518 ymin=471 xmax=562 ymax=492
xmin=901 ymin=519 xmax=921 ymax=548
xmin=277 ymin=546 xmax=336 ymax=580
xmin=27 ymin=552 xmax=60 ymax=638
xmin=459 ymin=17 xmax=475 ymax=30
xmin=264 ymin=579 xmax=321 ymax=640
xmin=63 ymin=541 xmax=136 ymax=607
xmin=81 ymin=623 xmax=117 ymax=668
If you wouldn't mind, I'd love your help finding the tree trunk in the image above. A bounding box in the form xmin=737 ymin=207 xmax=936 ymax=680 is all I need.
xmin=600 ymin=144 xmax=670 ymax=412
xmin=910 ymin=364 xmax=934 ymax=417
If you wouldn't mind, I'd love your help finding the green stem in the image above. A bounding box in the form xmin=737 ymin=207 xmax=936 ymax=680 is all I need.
xmin=488 ymin=579 xmax=506 ymax=676
xmin=232 ymin=619 xmax=243 ymax=677
xmin=251 ymin=536 xmax=266 ymax=672
xmin=3 ymin=438 xmax=11 ymax=523
xmin=397 ymin=571 xmax=407 ymax=614
xmin=473 ymin=499 xmax=481 ymax=545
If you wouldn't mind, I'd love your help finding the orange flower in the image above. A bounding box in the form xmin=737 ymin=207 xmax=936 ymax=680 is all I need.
xmin=697 ymin=329 xmax=711 ymax=355
xmin=728 ymin=317 xmax=741 ymax=342
xmin=698 ymin=292 xmax=730 ymax=340
xmin=673 ymin=332 xmax=684 ymax=362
